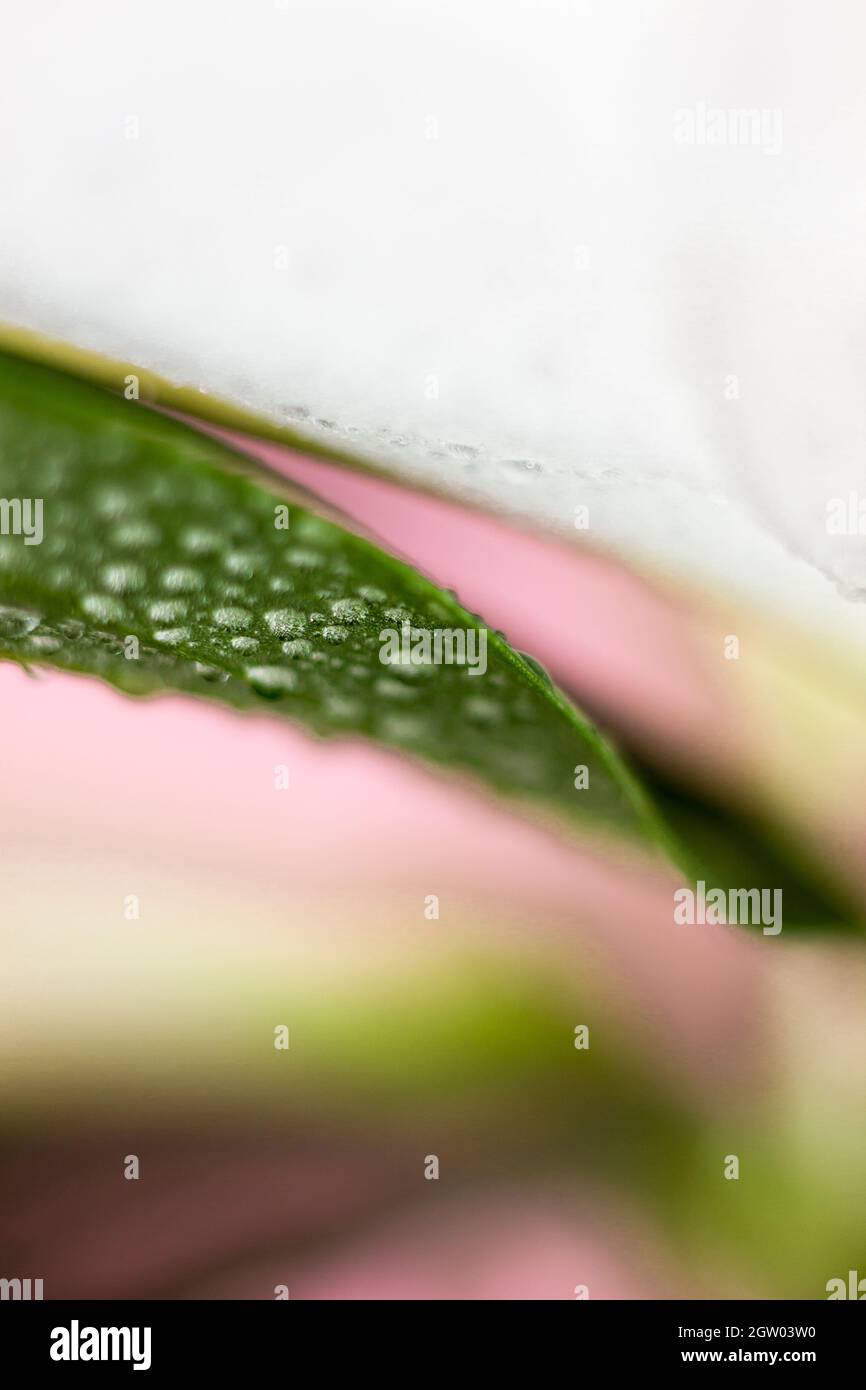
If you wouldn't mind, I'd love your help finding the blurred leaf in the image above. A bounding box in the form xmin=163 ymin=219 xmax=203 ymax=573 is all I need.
xmin=639 ymin=771 xmax=862 ymax=933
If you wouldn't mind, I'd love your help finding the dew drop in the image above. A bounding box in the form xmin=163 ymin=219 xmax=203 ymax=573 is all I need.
xmin=161 ymin=566 xmax=204 ymax=593
xmin=264 ymin=608 xmax=306 ymax=638
xmin=47 ymin=564 xmax=75 ymax=588
xmin=81 ymin=594 xmax=125 ymax=623
xmin=390 ymin=660 xmax=434 ymax=680
xmin=101 ymin=563 xmax=145 ymax=594
xmin=292 ymin=514 xmax=333 ymax=543
xmin=357 ymin=585 xmax=387 ymax=603
xmin=245 ymin=665 xmax=298 ymax=697
xmin=92 ymin=486 xmax=135 ymax=518
xmin=115 ymin=521 xmax=161 ymax=549
xmin=374 ymin=677 xmax=416 ymax=700
xmin=500 ymin=749 xmax=548 ymax=788
xmin=501 ymin=457 xmax=543 ymax=484
xmin=225 ymin=513 xmax=254 ymax=541
xmin=321 ymin=625 xmax=350 ymax=644
xmin=230 ymin=636 xmax=258 ymax=652
xmin=193 ymin=662 xmax=229 ymax=683
xmin=93 ymin=630 xmax=128 ymax=656
xmin=213 ymin=606 xmax=252 ymax=631
xmin=330 ymin=597 xmax=369 ymax=624
xmin=143 ymin=473 xmax=175 ymax=506
xmin=154 ymin=627 xmax=190 ymax=646
xmin=0 ymin=605 xmax=41 ymax=639
xmin=518 ymin=651 xmax=555 ymax=686
xmin=323 ymin=695 xmax=362 ymax=722
xmin=180 ymin=526 xmax=222 ymax=556
xmin=223 ymin=549 xmax=263 ymax=579
xmin=463 ymin=696 xmax=502 ymax=724
xmin=148 ymin=600 xmax=187 ymax=623
xmin=286 ymin=546 xmax=322 ymax=571
xmin=282 ymin=638 xmax=313 ymax=658
xmin=26 ymin=632 xmax=63 ymax=654
xmin=377 ymin=712 xmax=426 ymax=742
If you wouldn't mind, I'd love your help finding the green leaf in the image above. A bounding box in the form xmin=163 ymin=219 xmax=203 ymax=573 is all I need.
xmin=0 ymin=347 xmax=861 ymax=932
xmin=0 ymin=349 xmax=670 ymax=856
